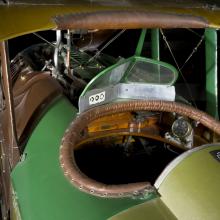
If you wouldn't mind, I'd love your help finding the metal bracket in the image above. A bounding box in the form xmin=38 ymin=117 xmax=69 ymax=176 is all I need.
xmin=79 ymin=83 xmax=175 ymax=113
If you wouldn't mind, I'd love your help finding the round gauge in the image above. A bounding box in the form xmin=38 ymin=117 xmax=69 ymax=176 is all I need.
xmin=171 ymin=118 xmax=192 ymax=138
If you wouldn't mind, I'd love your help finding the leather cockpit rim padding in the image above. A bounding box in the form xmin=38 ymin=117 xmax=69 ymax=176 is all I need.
xmin=60 ymin=100 xmax=220 ymax=198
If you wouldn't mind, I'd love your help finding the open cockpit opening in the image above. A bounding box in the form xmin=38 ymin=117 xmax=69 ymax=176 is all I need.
xmin=75 ymin=135 xmax=183 ymax=185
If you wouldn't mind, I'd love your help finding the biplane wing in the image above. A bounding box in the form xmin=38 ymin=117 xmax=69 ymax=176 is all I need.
xmin=0 ymin=0 xmax=220 ymax=41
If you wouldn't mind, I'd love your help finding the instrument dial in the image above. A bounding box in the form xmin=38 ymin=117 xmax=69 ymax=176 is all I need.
xmin=171 ymin=118 xmax=192 ymax=138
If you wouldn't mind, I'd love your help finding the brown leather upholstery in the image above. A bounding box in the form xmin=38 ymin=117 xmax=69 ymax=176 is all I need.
xmin=12 ymin=71 xmax=62 ymax=143
xmin=54 ymin=10 xmax=208 ymax=30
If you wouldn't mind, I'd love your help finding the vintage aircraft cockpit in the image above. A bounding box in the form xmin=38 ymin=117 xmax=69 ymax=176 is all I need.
xmin=4 ymin=28 xmax=220 ymax=189
xmin=1 ymin=6 xmax=220 ymax=218
xmin=54 ymin=29 xmax=220 ymax=214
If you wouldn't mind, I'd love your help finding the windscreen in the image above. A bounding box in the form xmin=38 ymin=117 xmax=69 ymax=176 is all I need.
xmin=84 ymin=58 xmax=177 ymax=93
xmin=126 ymin=61 xmax=176 ymax=85
xmin=88 ymin=61 xmax=131 ymax=90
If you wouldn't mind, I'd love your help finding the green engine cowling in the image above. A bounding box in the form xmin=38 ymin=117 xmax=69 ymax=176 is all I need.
xmin=156 ymin=144 xmax=220 ymax=220
xmin=110 ymin=144 xmax=220 ymax=220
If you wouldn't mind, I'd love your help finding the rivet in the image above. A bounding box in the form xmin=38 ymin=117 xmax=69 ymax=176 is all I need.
xmin=133 ymin=191 xmax=138 ymax=195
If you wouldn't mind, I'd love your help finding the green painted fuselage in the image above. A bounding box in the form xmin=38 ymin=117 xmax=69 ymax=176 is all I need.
xmin=11 ymin=97 xmax=150 ymax=220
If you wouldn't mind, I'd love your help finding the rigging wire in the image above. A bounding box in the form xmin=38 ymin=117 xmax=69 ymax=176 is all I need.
xmin=33 ymin=32 xmax=56 ymax=48
xmin=86 ymin=29 xmax=126 ymax=65
xmin=160 ymin=29 xmax=199 ymax=108
xmin=82 ymin=31 xmax=94 ymax=52
xmin=186 ymin=28 xmax=203 ymax=38
xmin=180 ymin=35 xmax=204 ymax=70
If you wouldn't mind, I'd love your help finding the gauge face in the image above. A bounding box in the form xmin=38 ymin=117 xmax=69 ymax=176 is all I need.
xmin=172 ymin=118 xmax=191 ymax=138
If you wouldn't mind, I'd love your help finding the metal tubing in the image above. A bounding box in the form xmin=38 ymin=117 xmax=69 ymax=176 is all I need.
xmin=53 ymin=30 xmax=61 ymax=76
xmin=66 ymin=30 xmax=71 ymax=76
xmin=205 ymin=28 xmax=219 ymax=119
xmin=151 ymin=29 xmax=160 ymax=61
xmin=135 ymin=29 xmax=147 ymax=56
xmin=0 ymin=41 xmax=20 ymax=167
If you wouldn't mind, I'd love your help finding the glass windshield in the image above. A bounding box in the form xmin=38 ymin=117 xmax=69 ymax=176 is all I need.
xmin=88 ymin=61 xmax=131 ymax=90
xmin=83 ymin=58 xmax=177 ymax=94
xmin=126 ymin=61 xmax=176 ymax=85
